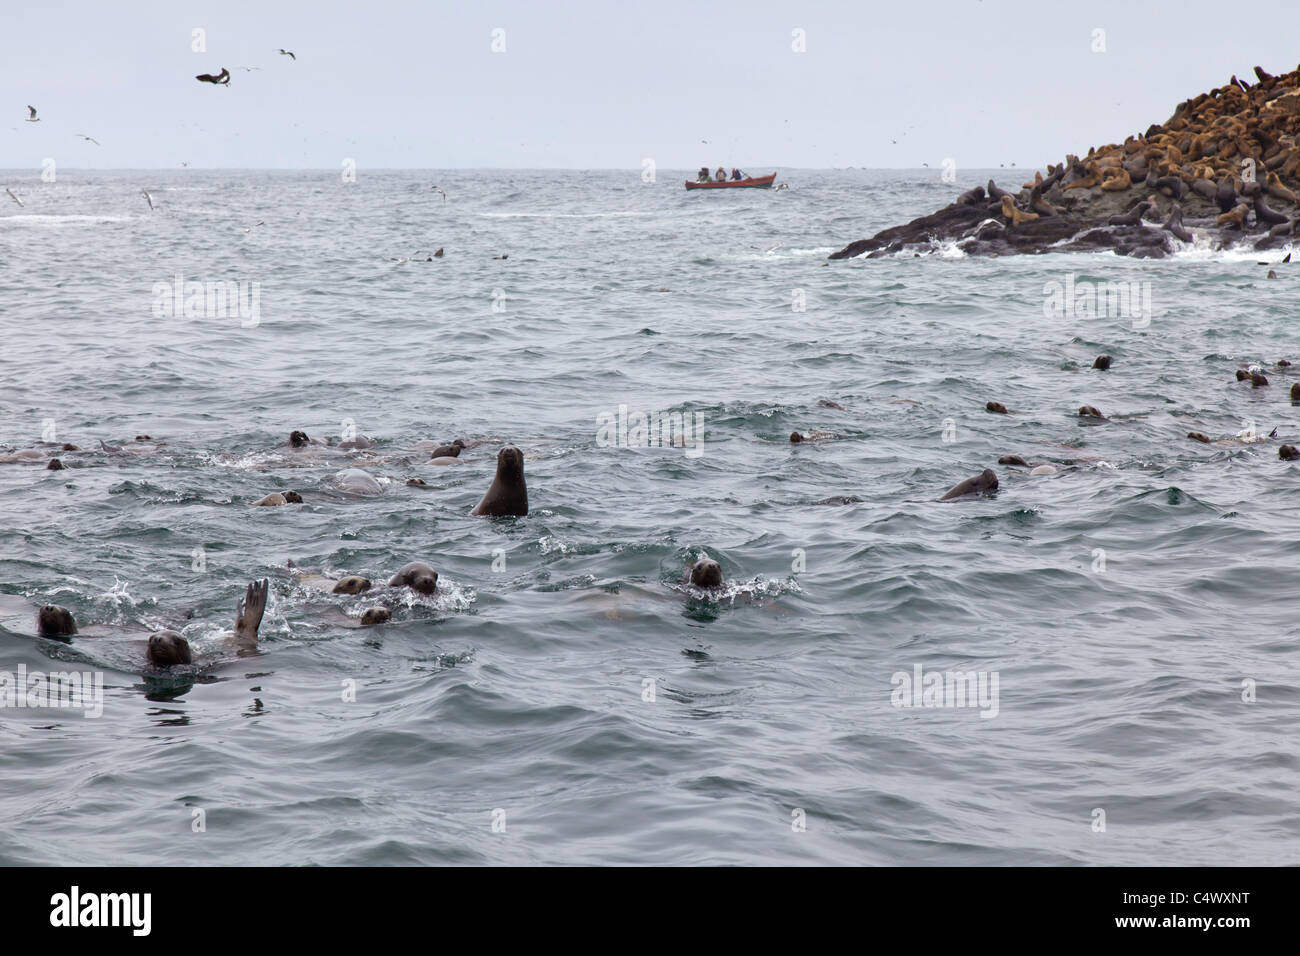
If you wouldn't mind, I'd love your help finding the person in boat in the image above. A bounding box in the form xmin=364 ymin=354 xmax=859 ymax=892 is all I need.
xmin=697 ymin=166 xmax=711 ymax=183
xmin=715 ymin=166 xmax=726 ymax=182
xmin=731 ymin=168 xmax=744 ymax=181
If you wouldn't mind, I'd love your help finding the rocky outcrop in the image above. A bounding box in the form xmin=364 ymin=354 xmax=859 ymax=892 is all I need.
xmin=831 ymin=63 xmax=1300 ymax=260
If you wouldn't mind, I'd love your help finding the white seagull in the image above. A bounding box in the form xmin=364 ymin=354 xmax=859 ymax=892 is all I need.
xmin=76 ymin=133 xmax=101 ymax=146
xmin=25 ymin=105 xmax=39 ymax=122
xmin=141 ymin=189 xmax=154 ymax=211
xmin=6 ymin=188 xmax=23 ymax=207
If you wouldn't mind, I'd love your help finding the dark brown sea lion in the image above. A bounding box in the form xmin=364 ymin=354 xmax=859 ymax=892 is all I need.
xmin=1251 ymin=372 xmax=1270 ymax=387
xmin=986 ymin=401 xmax=1008 ymax=414
xmin=1254 ymin=196 xmax=1290 ymax=225
xmin=147 ymin=578 xmax=267 ymax=667
xmin=360 ymin=607 xmax=392 ymax=626
xmin=388 ymin=561 xmax=438 ymax=595
xmin=1280 ymin=444 xmax=1300 ymax=460
xmin=1077 ymin=405 xmax=1106 ymax=419
xmin=997 ymin=455 xmax=1029 ymax=467
xmin=289 ymin=430 xmax=312 ymax=448
xmin=470 ymin=446 xmax=528 ymax=517
xmin=406 ymin=477 xmax=427 ymax=487
xmin=1108 ymin=202 xmax=1152 ymax=226
xmin=939 ymin=469 xmax=998 ymax=501
xmin=146 ymin=631 xmax=191 ymax=666
xmin=37 ymin=605 xmax=77 ymax=638
xmin=1162 ymin=203 xmax=1194 ymax=242
xmin=789 ymin=431 xmax=805 ymax=443
xmin=46 ymin=458 xmax=64 ymax=470
xmin=430 ymin=439 xmax=466 ymax=458
xmin=1092 ymin=355 xmax=1112 ymax=370
xmin=1236 ymin=369 xmax=1249 ymax=381
xmin=332 ymin=575 xmax=372 ymax=595
xmin=986 ymin=179 xmax=1011 ymax=201
xmin=1187 ymin=431 xmax=1212 ymax=444
xmin=689 ymin=557 xmax=723 ymax=588
xmin=1216 ymin=176 xmax=1238 ymax=213
xmin=1291 ymin=383 xmax=1300 ymax=401
xmin=956 ymin=186 xmax=986 ymax=205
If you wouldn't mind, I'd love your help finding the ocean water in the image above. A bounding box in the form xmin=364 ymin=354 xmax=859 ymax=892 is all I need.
xmin=1 ymin=168 xmax=1298 ymax=866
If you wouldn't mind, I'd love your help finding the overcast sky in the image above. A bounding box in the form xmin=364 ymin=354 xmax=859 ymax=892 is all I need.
xmin=3 ymin=0 xmax=1298 ymax=169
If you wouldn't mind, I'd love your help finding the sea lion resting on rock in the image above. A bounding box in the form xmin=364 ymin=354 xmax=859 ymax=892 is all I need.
xmin=1000 ymin=195 xmax=1039 ymax=225
xmin=1108 ymin=202 xmax=1152 ymax=227
xmin=1217 ymin=204 xmax=1250 ymax=229
xmin=470 ymin=446 xmax=528 ymax=517
xmin=1163 ymin=203 xmax=1194 ymax=242
xmin=940 ymin=469 xmax=998 ymax=500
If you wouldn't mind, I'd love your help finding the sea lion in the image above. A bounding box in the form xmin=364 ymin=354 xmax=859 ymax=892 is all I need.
xmin=956 ymin=186 xmax=986 ymax=205
xmin=997 ymin=455 xmax=1029 ymax=467
xmin=406 ymin=477 xmax=427 ymax=487
xmin=388 ymin=561 xmax=438 ymax=595
xmin=1278 ymin=359 xmax=1292 ymax=367
xmin=1029 ymin=464 xmax=1057 ymax=475
xmin=1291 ymin=383 xmax=1300 ymax=401
xmin=1235 ymin=369 xmax=1250 ymax=381
xmin=46 ymin=458 xmax=64 ymax=470
xmin=688 ymin=558 xmax=723 ymax=588
xmin=1268 ymin=270 xmax=1278 ymax=279
xmin=1190 ymin=178 xmax=1218 ymax=201
xmin=789 ymin=431 xmax=805 ymax=442
xmin=1162 ymin=203 xmax=1194 ymax=242
xmin=332 ymin=576 xmax=372 ymax=595
xmin=986 ymin=401 xmax=1008 ymax=414
xmin=360 ymin=607 xmax=391 ymax=626
xmin=1217 ymin=204 xmax=1250 ymax=229
xmin=1251 ymin=371 xmax=1270 ymax=387
xmin=1000 ymin=195 xmax=1038 ymax=225
xmin=939 ymin=469 xmax=998 ymax=500
xmin=1100 ymin=167 xmax=1132 ymax=192
xmin=1108 ymin=202 xmax=1152 ymax=226
xmin=1092 ymin=355 xmax=1112 ymax=370
xmin=289 ymin=430 xmax=321 ymax=448
xmin=252 ymin=491 xmax=302 ymax=506
xmin=338 ymin=434 xmax=375 ymax=451
xmin=1280 ymin=444 xmax=1300 ymax=460
xmin=37 ymin=604 xmax=77 ymax=638
xmin=1078 ymin=405 xmax=1106 ymax=419
xmin=987 ymin=179 xmax=1011 ymax=201
xmin=1268 ymin=219 xmax=1296 ymax=237
xmin=1153 ymin=175 xmax=1184 ymax=199
xmin=470 ymin=446 xmax=528 ymax=517
xmin=430 ymin=439 xmax=466 ymax=459
xmin=335 ymin=468 xmax=384 ymax=495
xmin=1216 ymin=176 xmax=1238 ymax=213
xmin=146 ymin=578 xmax=267 ymax=668
xmin=1187 ymin=431 xmax=1212 ymax=444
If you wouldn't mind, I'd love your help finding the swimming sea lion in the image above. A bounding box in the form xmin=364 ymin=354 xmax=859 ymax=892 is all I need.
xmin=789 ymin=431 xmax=805 ymax=443
xmin=406 ymin=477 xmax=427 ymax=486
xmin=46 ymin=458 xmax=64 ymax=470
xmin=338 ymin=435 xmax=375 ymax=450
xmin=1280 ymin=444 xmax=1299 ymax=460
xmin=986 ymin=401 xmax=1008 ymax=414
xmin=1029 ymin=464 xmax=1057 ymax=475
xmin=37 ymin=605 xmax=77 ymax=638
xmin=146 ymin=578 xmax=267 ymax=667
xmin=388 ymin=561 xmax=438 ymax=595
xmin=146 ymin=631 xmax=192 ymax=666
xmin=1251 ymin=371 xmax=1270 ymax=387
xmin=1291 ymin=383 xmax=1300 ymax=401
xmin=360 ymin=607 xmax=391 ymax=626
xmin=335 ymin=468 xmax=384 ymax=494
xmin=430 ymin=439 xmax=466 ymax=459
xmin=689 ymin=558 xmax=723 ymax=588
xmin=252 ymin=491 xmax=302 ymax=506
xmin=470 ymin=446 xmax=528 ymax=517
xmin=332 ymin=576 xmax=372 ymax=595
xmin=1092 ymin=355 xmax=1112 ymax=370
xmin=939 ymin=469 xmax=998 ymax=500
xmin=1078 ymin=405 xmax=1105 ymax=419
xmin=1187 ymin=431 xmax=1212 ymax=444
xmin=997 ymin=455 xmax=1029 ymax=467
xmin=289 ymin=430 xmax=316 ymax=448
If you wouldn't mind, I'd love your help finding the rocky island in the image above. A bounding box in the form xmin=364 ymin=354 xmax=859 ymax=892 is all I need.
xmin=831 ymin=63 xmax=1300 ymax=260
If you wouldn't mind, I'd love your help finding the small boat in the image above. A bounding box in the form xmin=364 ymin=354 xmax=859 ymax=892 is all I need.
xmin=685 ymin=172 xmax=777 ymax=191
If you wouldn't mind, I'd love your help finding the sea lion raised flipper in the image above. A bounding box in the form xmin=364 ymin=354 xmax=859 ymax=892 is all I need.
xmin=234 ymin=578 xmax=268 ymax=646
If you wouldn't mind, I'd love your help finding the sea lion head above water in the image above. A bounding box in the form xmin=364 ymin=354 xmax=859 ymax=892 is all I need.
xmin=1078 ymin=405 xmax=1105 ymax=419
xmin=332 ymin=575 xmax=372 ymax=595
xmin=289 ymin=430 xmax=311 ymax=448
xmin=470 ymin=446 xmax=528 ymax=517
xmin=789 ymin=431 xmax=805 ymax=443
xmin=388 ymin=561 xmax=438 ymax=595
xmin=939 ymin=469 xmax=998 ymax=501
xmin=147 ymin=631 xmax=192 ymax=667
xmin=37 ymin=605 xmax=77 ymax=638
xmin=46 ymin=458 xmax=64 ymax=470
xmin=360 ymin=607 xmax=392 ymax=626
xmin=689 ymin=557 xmax=723 ymax=588
xmin=1187 ymin=431 xmax=1212 ymax=444
xmin=986 ymin=401 xmax=1008 ymax=414
xmin=1291 ymin=383 xmax=1300 ymax=401
xmin=1092 ymin=355 xmax=1112 ymax=370
xmin=997 ymin=455 xmax=1029 ymax=467
xmin=1280 ymin=444 xmax=1299 ymax=460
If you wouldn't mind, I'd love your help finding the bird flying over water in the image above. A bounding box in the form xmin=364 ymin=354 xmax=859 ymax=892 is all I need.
xmin=6 ymin=188 xmax=23 ymax=207
xmin=432 ymin=186 xmax=446 ymax=201
xmin=195 ymin=68 xmax=231 ymax=85
xmin=76 ymin=133 xmax=101 ymax=145
xmin=278 ymin=49 xmax=296 ymax=60
xmin=141 ymin=189 xmax=154 ymax=211
xmin=25 ymin=105 xmax=38 ymax=122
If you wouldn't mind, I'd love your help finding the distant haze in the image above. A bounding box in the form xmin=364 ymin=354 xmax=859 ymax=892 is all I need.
xmin=3 ymin=0 xmax=1298 ymax=170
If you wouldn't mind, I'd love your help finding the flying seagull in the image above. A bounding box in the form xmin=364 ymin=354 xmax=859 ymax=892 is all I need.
xmin=6 ymin=188 xmax=23 ymax=207
xmin=432 ymin=186 xmax=446 ymax=201
xmin=278 ymin=49 xmax=296 ymax=60
xmin=25 ymin=105 xmax=38 ymax=122
xmin=141 ymin=189 xmax=154 ymax=211
xmin=76 ymin=133 xmax=101 ymax=146
xmin=195 ymin=68 xmax=231 ymax=85
xmin=234 ymin=66 xmax=262 ymax=72
xmin=240 ymin=220 xmax=265 ymax=233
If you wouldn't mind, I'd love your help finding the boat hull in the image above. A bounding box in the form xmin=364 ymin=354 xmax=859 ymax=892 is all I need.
xmin=685 ymin=172 xmax=777 ymax=190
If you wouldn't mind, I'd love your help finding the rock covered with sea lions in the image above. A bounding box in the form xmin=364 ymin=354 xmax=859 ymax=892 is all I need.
xmin=830 ymin=62 xmax=1300 ymax=260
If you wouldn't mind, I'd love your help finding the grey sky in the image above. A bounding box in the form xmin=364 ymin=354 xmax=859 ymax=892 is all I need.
xmin=3 ymin=0 xmax=1298 ymax=170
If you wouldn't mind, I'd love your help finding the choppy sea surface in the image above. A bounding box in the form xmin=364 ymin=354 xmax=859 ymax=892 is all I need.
xmin=1 ymin=168 xmax=1298 ymax=866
